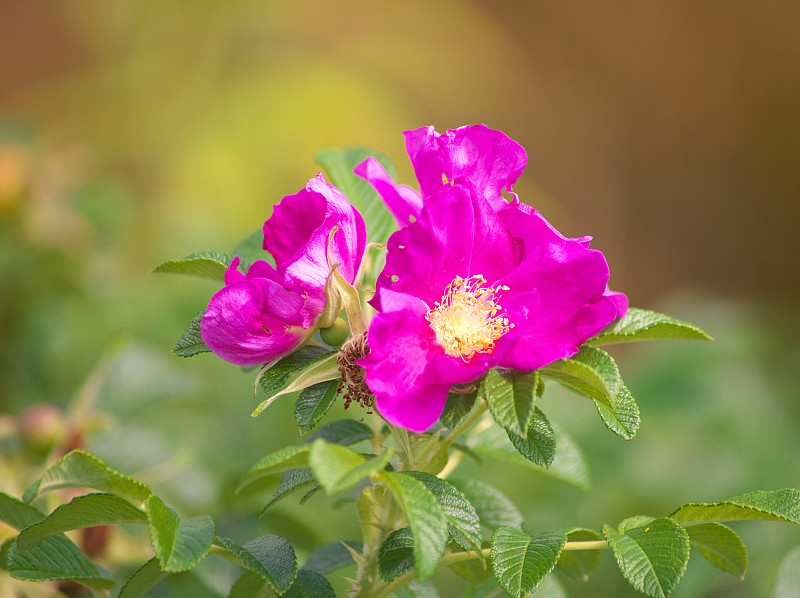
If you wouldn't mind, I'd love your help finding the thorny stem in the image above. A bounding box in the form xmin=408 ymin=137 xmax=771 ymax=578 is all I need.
xmin=370 ymin=411 xmax=384 ymax=455
xmin=349 ymin=487 xmax=398 ymax=598
xmin=390 ymin=425 xmax=416 ymax=470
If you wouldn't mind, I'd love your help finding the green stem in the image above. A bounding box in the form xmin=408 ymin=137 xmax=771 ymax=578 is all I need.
xmin=564 ymin=540 xmax=609 ymax=551
xmin=209 ymin=545 xmax=247 ymax=569
xmin=372 ymin=540 xmax=610 ymax=597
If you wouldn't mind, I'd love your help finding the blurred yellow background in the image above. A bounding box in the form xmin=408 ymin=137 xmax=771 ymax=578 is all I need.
xmin=1 ymin=2 xmax=799 ymax=596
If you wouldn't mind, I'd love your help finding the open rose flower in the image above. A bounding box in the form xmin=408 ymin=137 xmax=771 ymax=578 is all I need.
xmin=359 ymin=183 xmax=627 ymax=432
xmin=201 ymin=174 xmax=366 ymax=366
xmin=354 ymin=124 xmax=527 ymax=225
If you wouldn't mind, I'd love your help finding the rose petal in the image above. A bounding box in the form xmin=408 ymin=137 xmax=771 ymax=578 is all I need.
xmin=263 ymin=182 xmax=327 ymax=268
xmin=224 ymin=257 xmax=246 ymax=285
xmin=264 ymin=174 xmax=367 ymax=324
xmin=353 ymin=156 xmax=423 ymax=226
xmin=404 ymin=124 xmax=527 ymax=209
xmin=201 ymin=278 xmax=308 ymax=367
xmin=493 ymin=203 xmax=626 ymax=369
xmin=358 ymin=291 xmax=450 ymax=432
xmin=374 ymin=183 xmax=517 ymax=310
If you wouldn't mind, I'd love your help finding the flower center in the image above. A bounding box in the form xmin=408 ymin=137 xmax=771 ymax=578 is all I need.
xmin=426 ymin=274 xmax=513 ymax=361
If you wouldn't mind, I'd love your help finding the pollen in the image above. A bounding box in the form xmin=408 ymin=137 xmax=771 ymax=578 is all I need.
xmin=426 ymin=274 xmax=513 ymax=361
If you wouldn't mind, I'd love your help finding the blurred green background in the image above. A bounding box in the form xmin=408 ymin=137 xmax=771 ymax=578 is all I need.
xmin=1 ymin=2 xmax=798 ymax=596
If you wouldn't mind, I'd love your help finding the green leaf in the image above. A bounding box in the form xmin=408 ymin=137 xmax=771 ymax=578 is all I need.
xmin=17 ymin=493 xmax=146 ymax=551
xmin=403 ymin=471 xmax=482 ymax=552
xmin=618 ymin=516 xmax=656 ymax=533
xmin=591 ymin=308 xmax=712 ymax=344
xmin=772 ymin=545 xmax=800 ymax=598
xmin=315 ymin=147 xmax=398 ymax=244
xmin=307 ymin=419 xmax=373 ymax=446
xmin=229 ymin=570 xmax=272 ymax=598
xmin=506 ymin=407 xmax=556 ymax=468
xmin=556 ymin=528 xmax=603 ymax=581
xmin=308 ymin=440 xmax=391 ymax=495
xmin=467 ymin=421 xmax=590 ymax=490
xmin=532 ymin=573 xmax=568 ymax=597
xmin=440 ymin=387 xmax=478 ymax=430
xmin=379 ymin=527 xmax=415 ymax=581
xmin=260 ymin=346 xmax=336 ymax=397
xmin=23 ymin=449 xmax=151 ymax=504
xmin=118 ymin=557 xmax=167 ymax=598
xmin=602 ymin=517 xmax=690 ymax=598
xmin=670 ymin=488 xmax=800 ymax=526
xmin=448 ymin=558 xmax=492 ymax=585
xmin=4 ymin=535 xmax=115 ymax=589
xmin=284 ymin=568 xmax=336 ymax=598
xmin=490 ymin=527 xmax=566 ymax=597
xmin=214 ymin=535 xmax=297 ymax=594
xmin=172 ymin=310 xmax=211 ymax=357
xmin=464 ymin=579 xmax=502 ymax=598
xmin=0 ymin=491 xmax=44 ymax=530
xmin=145 ymin=495 xmax=214 ymax=572
xmin=548 ymin=426 xmax=592 ymax=491
xmin=262 ymin=468 xmax=316 ymax=513
xmin=480 ymin=369 xmax=538 ymax=437
xmin=540 ymin=346 xmax=620 ymax=408
xmin=152 ymin=251 xmax=237 ymax=281
xmin=408 ymin=433 xmax=450 ymax=476
xmin=685 ymin=522 xmax=747 ymax=579
xmin=233 ymin=229 xmax=271 ymax=267
xmin=451 ymin=479 xmax=523 ymax=533
xmin=239 ymin=445 xmax=311 ymax=493
xmin=396 ymin=580 xmax=442 ymax=597
xmin=253 ymin=353 xmax=340 ymax=417
xmin=377 ymin=471 xmax=449 ymax=581
xmin=303 ymin=541 xmax=361 ymax=575
xmin=300 ymin=484 xmax=323 ymax=505
xmin=592 ymin=381 xmax=640 ymax=440
xmin=295 ymin=379 xmax=340 ymax=434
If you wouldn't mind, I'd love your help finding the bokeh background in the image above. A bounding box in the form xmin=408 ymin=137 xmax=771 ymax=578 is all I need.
xmin=1 ymin=2 xmax=799 ymax=596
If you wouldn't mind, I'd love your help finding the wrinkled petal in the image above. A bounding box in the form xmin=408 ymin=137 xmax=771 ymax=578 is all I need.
xmin=201 ymin=278 xmax=309 ymax=367
xmin=245 ymin=259 xmax=282 ymax=282
xmin=373 ymin=183 xmax=518 ymax=310
xmin=492 ymin=202 xmax=626 ymax=369
xmin=354 ymin=156 xmax=423 ymax=226
xmin=263 ymin=174 xmax=367 ymax=321
xmin=224 ymin=257 xmax=246 ymax=285
xmin=604 ymin=287 xmax=629 ymax=318
xmin=404 ymin=124 xmax=527 ymax=209
xmin=226 ymin=257 xmax=282 ymax=286
xmin=262 ymin=183 xmax=327 ymax=268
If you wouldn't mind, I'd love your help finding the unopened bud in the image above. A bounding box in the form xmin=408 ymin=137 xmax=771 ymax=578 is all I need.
xmin=320 ymin=317 xmax=350 ymax=347
xmin=17 ymin=403 xmax=65 ymax=452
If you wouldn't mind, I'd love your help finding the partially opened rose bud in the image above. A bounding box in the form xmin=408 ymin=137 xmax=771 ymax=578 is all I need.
xmin=17 ymin=403 xmax=65 ymax=452
xmin=201 ymin=174 xmax=366 ymax=366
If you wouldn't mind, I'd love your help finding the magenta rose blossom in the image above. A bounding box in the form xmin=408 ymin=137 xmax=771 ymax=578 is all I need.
xmin=354 ymin=124 xmax=527 ymax=225
xmin=359 ymin=183 xmax=627 ymax=432
xmin=201 ymin=175 xmax=366 ymax=366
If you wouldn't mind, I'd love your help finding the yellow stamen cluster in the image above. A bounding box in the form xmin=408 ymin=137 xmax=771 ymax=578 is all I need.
xmin=426 ymin=274 xmax=513 ymax=361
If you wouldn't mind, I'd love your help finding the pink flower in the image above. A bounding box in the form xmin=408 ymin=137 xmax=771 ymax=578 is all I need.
xmin=359 ymin=183 xmax=626 ymax=433
xmin=201 ymin=175 xmax=366 ymax=366
xmin=354 ymin=124 xmax=527 ymax=225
